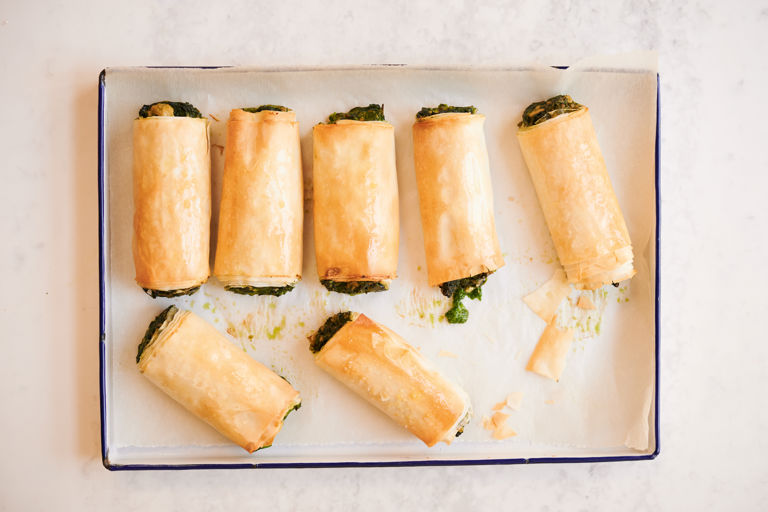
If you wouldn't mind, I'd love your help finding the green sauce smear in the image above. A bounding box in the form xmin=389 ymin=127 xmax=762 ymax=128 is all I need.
xmin=225 ymin=284 xmax=295 ymax=297
xmin=142 ymin=285 xmax=201 ymax=299
xmin=309 ymin=311 xmax=353 ymax=353
xmin=138 ymin=101 xmax=203 ymax=119
xmin=327 ymin=104 xmax=385 ymax=124
xmin=518 ymin=95 xmax=584 ymax=128
xmin=440 ymin=273 xmax=489 ymax=324
xmin=136 ymin=305 xmax=178 ymax=364
xmin=416 ymin=104 xmax=477 ymax=119
xmin=241 ymin=105 xmax=291 ymax=113
xmin=320 ymin=280 xmax=388 ymax=295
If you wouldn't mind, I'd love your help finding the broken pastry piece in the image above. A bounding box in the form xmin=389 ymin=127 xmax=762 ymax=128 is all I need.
xmin=308 ymin=311 xmax=472 ymax=447
xmin=132 ymin=101 xmax=211 ymax=298
xmin=523 ymin=268 xmax=571 ymax=323
xmin=214 ymin=107 xmax=303 ymax=297
xmin=482 ymin=411 xmax=517 ymax=440
xmin=492 ymin=392 xmax=524 ymax=412
xmin=313 ymin=105 xmax=399 ymax=295
xmin=137 ymin=306 xmax=301 ymax=453
xmin=517 ymin=95 xmax=635 ymax=289
xmin=525 ymin=316 xmax=575 ymax=381
xmin=412 ymin=105 xmax=505 ymax=323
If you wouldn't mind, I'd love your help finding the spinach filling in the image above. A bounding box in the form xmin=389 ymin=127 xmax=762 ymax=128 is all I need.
xmin=142 ymin=286 xmax=201 ymax=299
xmin=241 ymin=105 xmax=291 ymax=113
xmin=283 ymin=401 xmax=301 ymax=421
xmin=308 ymin=311 xmax=354 ymax=354
xmin=518 ymin=94 xmax=584 ymax=128
xmin=320 ymin=280 xmax=388 ymax=296
xmin=415 ymin=104 xmax=477 ymax=119
xmin=138 ymin=101 xmax=203 ymax=119
xmin=440 ymin=273 xmax=489 ymax=324
xmin=225 ymin=284 xmax=295 ymax=297
xmin=136 ymin=305 xmax=178 ymax=364
xmin=454 ymin=407 xmax=472 ymax=437
xmin=327 ymin=104 xmax=385 ymax=124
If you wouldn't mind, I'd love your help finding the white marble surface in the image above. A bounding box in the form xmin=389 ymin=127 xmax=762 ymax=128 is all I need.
xmin=0 ymin=0 xmax=766 ymax=509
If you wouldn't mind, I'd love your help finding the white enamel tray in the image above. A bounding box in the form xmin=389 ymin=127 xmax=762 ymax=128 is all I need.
xmin=98 ymin=66 xmax=659 ymax=469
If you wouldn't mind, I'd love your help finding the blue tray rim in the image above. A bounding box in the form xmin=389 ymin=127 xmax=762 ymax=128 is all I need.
xmin=98 ymin=67 xmax=660 ymax=470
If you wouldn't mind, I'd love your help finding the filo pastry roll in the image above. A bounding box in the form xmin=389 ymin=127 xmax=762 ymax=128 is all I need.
xmin=516 ymin=95 xmax=635 ymax=289
xmin=214 ymin=106 xmax=303 ymax=297
xmin=309 ymin=312 xmax=472 ymax=447
xmin=137 ymin=306 xmax=301 ymax=453
xmin=412 ymin=105 xmax=505 ymax=323
xmin=133 ymin=101 xmax=211 ymax=298
xmin=312 ymin=105 xmax=399 ymax=295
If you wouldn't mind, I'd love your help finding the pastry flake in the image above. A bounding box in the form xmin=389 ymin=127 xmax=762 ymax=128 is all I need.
xmin=523 ymin=268 xmax=571 ymax=323
xmin=525 ymin=316 xmax=575 ymax=381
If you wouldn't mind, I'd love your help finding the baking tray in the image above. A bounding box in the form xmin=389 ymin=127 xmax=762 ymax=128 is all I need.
xmin=98 ymin=66 xmax=659 ymax=470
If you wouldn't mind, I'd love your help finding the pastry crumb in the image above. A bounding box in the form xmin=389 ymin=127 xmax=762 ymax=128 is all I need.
xmin=492 ymin=391 xmax=523 ymax=412
xmin=492 ymin=425 xmax=517 ymax=440
xmin=576 ymin=295 xmax=596 ymax=310
xmin=482 ymin=411 xmax=517 ymax=440
xmin=491 ymin=412 xmax=509 ymax=428
xmin=438 ymin=350 xmax=458 ymax=358
xmin=505 ymin=392 xmax=523 ymax=410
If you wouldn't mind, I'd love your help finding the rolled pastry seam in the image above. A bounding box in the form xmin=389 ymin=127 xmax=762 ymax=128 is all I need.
xmin=313 ymin=106 xmax=399 ymax=294
xmin=517 ymin=97 xmax=635 ymax=289
xmin=213 ymin=108 xmax=303 ymax=296
xmin=412 ymin=111 xmax=505 ymax=287
xmin=137 ymin=306 xmax=301 ymax=453
xmin=132 ymin=103 xmax=211 ymax=296
xmin=309 ymin=312 xmax=472 ymax=447
xmin=525 ymin=316 xmax=574 ymax=381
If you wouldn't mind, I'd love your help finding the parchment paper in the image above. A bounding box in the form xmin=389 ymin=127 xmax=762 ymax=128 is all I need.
xmin=103 ymin=57 xmax=657 ymax=463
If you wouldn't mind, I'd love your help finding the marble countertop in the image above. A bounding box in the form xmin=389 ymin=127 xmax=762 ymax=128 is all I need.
xmin=1 ymin=0 xmax=766 ymax=509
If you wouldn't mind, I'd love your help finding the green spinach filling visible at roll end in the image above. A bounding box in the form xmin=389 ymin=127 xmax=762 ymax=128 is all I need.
xmin=415 ymin=104 xmax=477 ymax=119
xmin=308 ymin=311 xmax=354 ymax=354
xmin=327 ymin=104 xmax=385 ymax=124
xmin=320 ymin=280 xmax=388 ymax=296
xmin=142 ymin=285 xmax=201 ymax=299
xmin=138 ymin=101 xmax=204 ymax=119
xmin=517 ymin=94 xmax=584 ymax=128
xmin=137 ymin=305 xmax=179 ymax=364
xmin=241 ymin=105 xmax=291 ymax=113
xmin=277 ymin=376 xmax=302 ymax=420
xmin=454 ymin=408 xmax=472 ymax=437
xmin=225 ymin=284 xmax=296 ymax=297
xmin=283 ymin=401 xmax=302 ymax=421
xmin=440 ymin=272 xmax=489 ymax=324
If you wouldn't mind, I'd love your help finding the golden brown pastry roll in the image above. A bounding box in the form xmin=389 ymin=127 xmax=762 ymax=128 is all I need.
xmin=312 ymin=104 xmax=399 ymax=295
xmin=137 ymin=306 xmax=301 ymax=453
xmin=517 ymin=95 xmax=635 ymax=289
xmin=133 ymin=101 xmax=211 ymax=298
xmin=309 ymin=312 xmax=472 ymax=447
xmin=214 ymin=106 xmax=303 ymax=297
xmin=412 ymin=105 xmax=505 ymax=323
